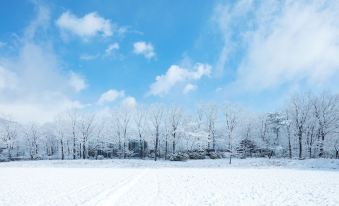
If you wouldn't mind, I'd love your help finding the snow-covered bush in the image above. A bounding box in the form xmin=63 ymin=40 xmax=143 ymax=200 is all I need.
xmin=209 ymin=152 xmax=223 ymax=159
xmin=31 ymin=154 xmax=42 ymax=160
xmin=237 ymin=139 xmax=257 ymax=158
xmin=97 ymin=155 xmax=104 ymax=160
xmin=188 ymin=151 xmax=206 ymax=159
xmin=253 ymin=148 xmax=274 ymax=158
xmin=221 ymin=151 xmax=231 ymax=158
xmin=169 ymin=152 xmax=189 ymax=161
xmin=0 ymin=154 xmax=9 ymax=162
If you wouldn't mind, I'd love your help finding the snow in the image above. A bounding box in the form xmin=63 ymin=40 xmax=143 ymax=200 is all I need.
xmin=1 ymin=158 xmax=339 ymax=169
xmin=0 ymin=159 xmax=339 ymax=206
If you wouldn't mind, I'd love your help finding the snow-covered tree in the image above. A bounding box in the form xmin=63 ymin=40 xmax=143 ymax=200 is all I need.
xmin=223 ymin=103 xmax=240 ymax=164
xmin=0 ymin=119 xmax=18 ymax=160
xmin=150 ymin=104 xmax=163 ymax=161
xmin=78 ymin=114 xmax=95 ymax=159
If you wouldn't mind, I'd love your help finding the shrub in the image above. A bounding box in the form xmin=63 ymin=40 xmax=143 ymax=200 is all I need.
xmin=31 ymin=154 xmax=42 ymax=160
xmin=253 ymin=148 xmax=274 ymax=158
xmin=209 ymin=152 xmax=222 ymax=159
xmin=169 ymin=152 xmax=189 ymax=161
xmin=0 ymin=154 xmax=9 ymax=162
xmin=237 ymin=139 xmax=258 ymax=157
xmin=221 ymin=152 xmax=231 ymax=158
xmin=188 ymin=151 xmax=206 ymax=159
xmin=97 ymin=155 xmax=104 ymax=160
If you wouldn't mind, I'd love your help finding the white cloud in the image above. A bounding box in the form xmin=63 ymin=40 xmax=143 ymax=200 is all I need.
xmin=0 ymin=41 xmax=6 ymax=48
xmin=105 ymin=42 xmax=119 ymax=55
xmin=0 ymin=98 xmax=83 ymax=124
xmin=183 ymin=84 xmax=197 ymax=94
xmin=215 ymin=87 xmax=223 ymax=93
xmin=121 ymin=96 xmax=137 ymax=109
xmin=0 ymin=66 xmax=17 ymax=92
xmin=0 ymin=2 xmax=87 ymax=123
xmin=97 ymin=89 xmax=125 ymax=105
xmin=56 ymin=11 xmax=113 ymax=39
xmin=133 ymin=41 xmax=156 ymax=59
xmin=68 ymin=72 xmax=87 ymax=92
xmin=80 ymin=53 xmax=99 ymax=61
xmin=214 ymin=0 xmax=339 ymax=92
xmin=97 ymin=89 xmax=136 ymax=109
xmin=25 ymin=1 xmax=50 ymax=40
xmin=149 ymin=63 xmax=211 ymax=96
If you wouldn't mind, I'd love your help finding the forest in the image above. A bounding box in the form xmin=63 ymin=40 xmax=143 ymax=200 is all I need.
xmin=1 ymin=92 xmax=339 ymax=162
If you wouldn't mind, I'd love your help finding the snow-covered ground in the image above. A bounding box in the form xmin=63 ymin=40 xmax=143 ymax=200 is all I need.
xmin=0 ymin=159 xmax=338 ymax=206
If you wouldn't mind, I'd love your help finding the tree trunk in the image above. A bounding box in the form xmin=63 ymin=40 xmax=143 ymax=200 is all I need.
xmin=67 ymin=140 xmax=70 ymax=156
xmin=82 ymin=141 xmax=86 ymax=159
xmin=123 ymin=141 xmax=126 ymax=159
xmin=61 ymin=139 xmax=64 ymax=160
xmin=154 ymin=125 xmax=159 ymax=161
xmin=172 ymin=133 xmax=176 ymax=154
xmin=298 ymin=129 xmax=302 ymax=159
xmin=288 ymin=130 xmax=292 ymax=159
xmin=165 ymin=135 xmax=168 ymax=160
xmin=319 ymin=131 xmax=325 ymax=157
xmin=7 ymin=142 xmax=11 ymax=161
xmin=275 ymin=129 xmax=279 ymax=146
xmin=207 ymin=134 xmax=211 ymax=150
xmin=212 ymin=134 xmax=216 ymax=150
xmin=118 ymin=136 xmax=121 ymax=159
xmin=139 ymin=133 xmax=143 ymax=159
xmin=73 ymin=136 xmax=76 ymax=159
xmin=79 ymin=143 xmax=82 ymax=159
xmin=35 ymin=143 xmax=38 ymax=158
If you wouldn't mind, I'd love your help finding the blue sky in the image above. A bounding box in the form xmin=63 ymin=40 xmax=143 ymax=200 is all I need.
xmin=1 ymin=0 xmax=339 ymax=122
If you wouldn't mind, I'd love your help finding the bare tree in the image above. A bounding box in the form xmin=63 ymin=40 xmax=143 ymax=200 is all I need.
xmin=113 ymin=109 xmax=130 ymax=159
xmin=290 ymin=94 xmax=311 ymax=159
xmin=150 ymin=105 xmax=163 ymax=161
xmin=284 ymin=110 xmax=292 ymax=159
xmin=67 ymin=110 xmax=79 ymax=159
xmin=25 ymin=124 xmax=40 ymax=160
xmin=312 ymin=93 xmax=339 ymax=157
xmin=163 ymin=109 xmax=170 ymax=159
xmin=78 ymin=114 xmax=95 ymax=159
xmin=204 ymin=104 xmax=218 ymax=151
xmin=334 ymin=138 xmax=339 ymax=159
xmin=305 ymin=117 xmax=316 ymax=158
xmin=112 ymin=111 xmax=122 ymax=158
xmin=0 ymin=119 xmax=18 ymax=160
xmin=267 ymin=112 xmax=285 ymax=146
xmin=134 ymin=107 xmax=147 ymax=158
xmin=170 ymin=106 xmax=182 ymax=154
xmin=224 ymin=103 xmax=239 ymax=164
xmin=120 ymin=110 xmax=130 ymax=159
xmin=92 ymin=119 xmax=107 ymax=159
xmin=55 ymin=115 xmax=67 ymax=160
xmin=184 ymin=107 xmax=208 ymax=152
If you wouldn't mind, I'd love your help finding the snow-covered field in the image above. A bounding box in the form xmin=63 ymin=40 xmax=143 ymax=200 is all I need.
xmin=1 ymin=159 xmax=339 ymax=206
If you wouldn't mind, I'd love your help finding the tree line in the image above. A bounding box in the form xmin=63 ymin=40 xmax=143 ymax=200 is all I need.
xmin=1 ymin=92 xmax=339 ymax=162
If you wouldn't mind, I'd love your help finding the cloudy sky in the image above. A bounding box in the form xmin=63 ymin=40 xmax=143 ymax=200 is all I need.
xmin=1 ymin=0 xmax=339 ymax=123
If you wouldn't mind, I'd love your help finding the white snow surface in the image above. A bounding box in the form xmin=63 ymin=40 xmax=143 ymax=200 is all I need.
xmin=0 ymin=159 xmax=338 ymax=206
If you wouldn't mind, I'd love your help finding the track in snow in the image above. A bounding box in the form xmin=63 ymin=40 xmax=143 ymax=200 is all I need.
xmin=0 ymin=163 xmax=339 ymax=206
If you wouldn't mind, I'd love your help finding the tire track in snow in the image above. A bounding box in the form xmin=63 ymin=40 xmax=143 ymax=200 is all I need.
xmin=91 ymin=169 xmax=149 ymax=206
xmin=36 ymin=172 xmax=137 ymax=206
xmin=127 ymin=169 xmax=160 ymax=206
